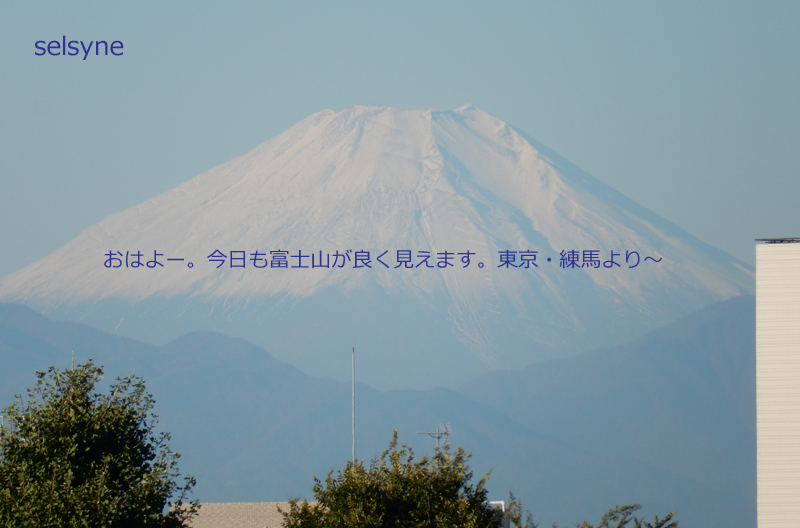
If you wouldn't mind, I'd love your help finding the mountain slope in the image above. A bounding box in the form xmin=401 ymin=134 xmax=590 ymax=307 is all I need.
xmin=0 ymin=105 xmax=753 ymax=388
xmin=459 ymin=294 xmax=756 ymax=524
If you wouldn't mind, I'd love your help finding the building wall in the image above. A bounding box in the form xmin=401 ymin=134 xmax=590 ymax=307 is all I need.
xmin=186 ymin=500 xmax=507 ymax=528
xmin=188 ymin=502 xmax=292 ymax=528
xmin=757 ymin=243 xmax=800 ymax=527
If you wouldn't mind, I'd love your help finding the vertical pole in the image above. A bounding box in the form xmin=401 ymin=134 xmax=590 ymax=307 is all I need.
xmin=352 ymin=343 xmax=355 ymax=464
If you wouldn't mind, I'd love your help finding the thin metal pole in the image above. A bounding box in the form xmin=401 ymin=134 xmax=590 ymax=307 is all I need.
xmin=352 ymin=344 xmax=355 ymax=463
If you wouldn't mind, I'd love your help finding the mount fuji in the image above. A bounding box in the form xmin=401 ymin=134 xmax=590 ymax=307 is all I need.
xmin=0 ymin=105 xmax=753 ymax=388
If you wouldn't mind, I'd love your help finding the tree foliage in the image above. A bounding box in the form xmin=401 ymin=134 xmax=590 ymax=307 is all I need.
xmin=508 ymin=499 xmax=678 ymax=528
xmin=281 ymin=430 xmax=501 ymax=528
xmin=570 ymin=504 xmax=678 ymax=528
xmin=282 ymin=432 xmax=679 ymax=528
xmin=0 ymin=360 xmax=198 ymax=527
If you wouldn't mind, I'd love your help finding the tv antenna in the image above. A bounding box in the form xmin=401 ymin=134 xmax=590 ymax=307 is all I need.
xmin=417 ymin=423 xmax=451 ymax=448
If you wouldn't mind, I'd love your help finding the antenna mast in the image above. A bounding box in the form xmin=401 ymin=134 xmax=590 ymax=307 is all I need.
xmin=418 ymin=423 xmax=451 ymax=449
xmin=352 ymin=343 xmax=355 ymax=463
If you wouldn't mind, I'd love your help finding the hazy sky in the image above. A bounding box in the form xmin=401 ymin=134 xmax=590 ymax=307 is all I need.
xmin=1 ymin=1 xmax=798 ymax=278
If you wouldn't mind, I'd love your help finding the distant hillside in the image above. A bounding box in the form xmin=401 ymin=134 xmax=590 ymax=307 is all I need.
xmin=0 ymin=298 xmax=754 ymax=527
xmin=460 ymin=294 xmax=755 ymax=525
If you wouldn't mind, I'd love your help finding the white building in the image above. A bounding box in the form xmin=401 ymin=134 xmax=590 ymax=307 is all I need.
xmin=757 ymin=238 xmax=800 ymax=527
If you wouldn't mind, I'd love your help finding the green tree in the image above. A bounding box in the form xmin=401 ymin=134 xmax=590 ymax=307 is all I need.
xmin=507 ymin=499 xmax=678 ymax=528
xmin=0 ymin=360 xmax=198 ymax=527
xmin=580 ymin=504 xmax=677 ymax=528
xmin=281 ymin=430 xmax=501 ymax=528
xmin=282 ymin=432 xmax=679 ymax=528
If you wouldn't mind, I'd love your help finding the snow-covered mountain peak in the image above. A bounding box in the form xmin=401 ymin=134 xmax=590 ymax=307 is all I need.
xmin=0 ymin=105 xmax=753 ymax=385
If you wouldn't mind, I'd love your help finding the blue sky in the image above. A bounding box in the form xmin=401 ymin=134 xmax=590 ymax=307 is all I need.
xmin=1 ymin=1 xmax=798 ymax=277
